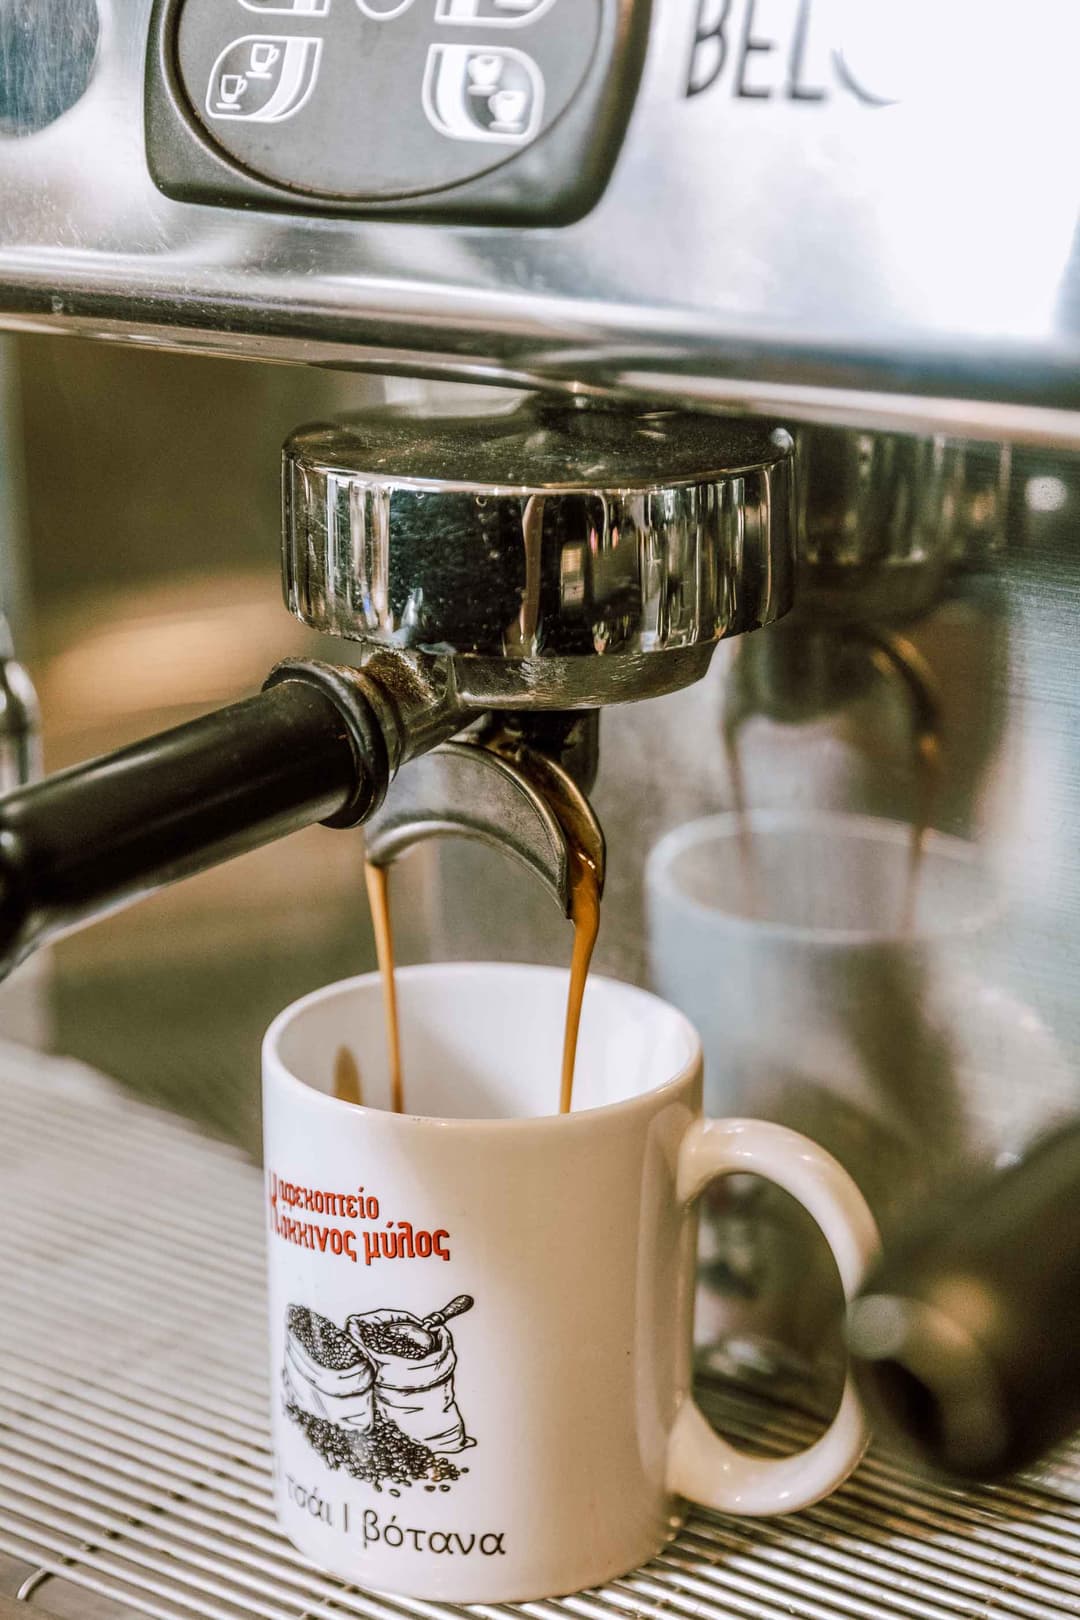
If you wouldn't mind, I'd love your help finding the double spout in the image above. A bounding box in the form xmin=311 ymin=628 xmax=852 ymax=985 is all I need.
xmin=364 ymin=713 xmax=604 ymax=917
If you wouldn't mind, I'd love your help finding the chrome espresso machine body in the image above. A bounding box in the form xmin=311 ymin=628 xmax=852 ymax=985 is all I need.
xmin=1 ymin=0 xmax=1080 ymax=1613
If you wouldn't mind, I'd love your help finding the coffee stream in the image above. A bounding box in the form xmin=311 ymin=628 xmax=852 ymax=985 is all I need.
xmin=486 ymin=732 xmax=603 ymax=1116
xmin=357 ymin=754 xmax=601 ymax=1118
xmin=723 ymin=711 xmax=758 ymax=920
xmin=364 ymin=860 xmax=405 ymax=1115
xmin=559 ymin=836 xmax=602 ymax=1116
xmin=866 ymin=630 xmax=943 ymax=936
xmin=541 ymin=767 xmax=602 ymax=1117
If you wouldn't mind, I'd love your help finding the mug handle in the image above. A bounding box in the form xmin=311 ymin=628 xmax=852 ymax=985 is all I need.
xmin=667 ymin=1117 xmax=882 ymax=1516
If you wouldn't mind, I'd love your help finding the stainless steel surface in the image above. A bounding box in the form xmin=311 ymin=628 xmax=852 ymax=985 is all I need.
xmin=424 ymin=449 xmax=1080 ymax=1366
xmin=0 ymin=641 xmax=40 ymax=792
xmin=0 ymin=0 xmax=99 ymax=138
xmin=364 ymin=736 xmax=605 ymax=916
xmin=793 ymin=430 xmax=1012 ymax=625
xmin=0 ymin=343 xmax=38 ymax=793
xmin=284 ymin=401 xmax=795 ymax=705
xmin=725 ymin=426 xmax=1012 ymax=729
xmin=0 ymin=342 xmax=31 ymax=654
xmin=3 ymin=1040 xmax=1079 ymax=1620
xmin=0 ymin=4 xmax=1077 ymax=441
xmin=0 ymin=342 xmax=47 ymax=1053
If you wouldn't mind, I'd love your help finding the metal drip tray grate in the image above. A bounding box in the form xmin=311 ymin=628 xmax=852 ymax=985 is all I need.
xmin=1 ymin=1043 xmax=1079 ymax=1620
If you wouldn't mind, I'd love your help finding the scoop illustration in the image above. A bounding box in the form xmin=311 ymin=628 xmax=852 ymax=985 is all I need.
xmin=206 ymin=36 xmax=323 ymax=124
xmin=352 ymin=1294 xmax=474 ymax=1357
xmin=347 ymin=1297 xmax=476 ymax=1454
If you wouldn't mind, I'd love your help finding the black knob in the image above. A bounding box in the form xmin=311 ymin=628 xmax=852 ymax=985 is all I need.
xmin=847 ymin=1124 xmax=1080 ymax=1479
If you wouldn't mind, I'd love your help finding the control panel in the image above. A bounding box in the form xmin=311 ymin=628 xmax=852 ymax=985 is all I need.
xmin=146 ymin=0 xmax=648 ymax=224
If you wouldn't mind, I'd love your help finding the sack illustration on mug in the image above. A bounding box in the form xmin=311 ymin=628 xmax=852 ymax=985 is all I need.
xmin=283 ymin=1295 xmax=476 ymax=1490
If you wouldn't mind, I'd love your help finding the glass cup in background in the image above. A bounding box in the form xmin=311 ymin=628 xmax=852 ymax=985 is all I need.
xmin=645 ymin=810 xmax=1077 ymax=1411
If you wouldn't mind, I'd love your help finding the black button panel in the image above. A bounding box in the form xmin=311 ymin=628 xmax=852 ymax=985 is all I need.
xmin=147 ymin=0 xmax=648 ymax=224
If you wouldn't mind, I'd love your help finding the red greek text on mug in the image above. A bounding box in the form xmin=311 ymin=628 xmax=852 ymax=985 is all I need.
xmin=262 ymin=964 xmax=881 ymax=1604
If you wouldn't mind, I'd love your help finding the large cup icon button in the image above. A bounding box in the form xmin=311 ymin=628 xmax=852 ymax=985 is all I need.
xmin=422 ymin=44 xmax=544 ymax=144
xmin=206 ymin=36 xmax=323 ymax=124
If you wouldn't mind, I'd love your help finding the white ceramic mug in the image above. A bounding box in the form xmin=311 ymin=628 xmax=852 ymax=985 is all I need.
xmin=263 ymin=963 xmax=880 ymax=1603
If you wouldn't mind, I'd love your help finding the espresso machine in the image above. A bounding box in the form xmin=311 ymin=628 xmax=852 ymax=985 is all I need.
xmin=1 ymin=0 xmax=1079 ymax=1615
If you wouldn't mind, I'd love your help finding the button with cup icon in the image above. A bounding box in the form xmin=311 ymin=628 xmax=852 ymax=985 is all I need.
xmin=157 ymin=0 xmax=621 ymax=221
xmin=240 ymin=0 xmax=331 ymax=14
xmin=422 ymin=44 xmax=543 ymax=143
xmin=434 ymin=0 xmax=559 ymax=24
xmin=205 ymin=35 xmax=324 ymax=124
xmin=355 ymin=0 xmax=417 ymax=16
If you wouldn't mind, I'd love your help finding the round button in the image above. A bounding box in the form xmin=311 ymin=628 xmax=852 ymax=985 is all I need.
xmin=356 ymin=0 xmax=416 ymax=17
xmin=0 ymin=0 xmax=100 ymax=137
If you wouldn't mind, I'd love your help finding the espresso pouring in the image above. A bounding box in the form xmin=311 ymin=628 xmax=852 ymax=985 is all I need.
xmin=364 ymin=860 xmax=405 ymax=1115
xmin=361 ymin=764 xmax=601 ymax=1117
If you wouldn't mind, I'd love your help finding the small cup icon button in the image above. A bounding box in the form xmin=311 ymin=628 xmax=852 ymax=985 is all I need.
xmin=205 ymin=36 xmax=324 ymax=124
xmin=423 ymin=44 xmax=544 ymax=144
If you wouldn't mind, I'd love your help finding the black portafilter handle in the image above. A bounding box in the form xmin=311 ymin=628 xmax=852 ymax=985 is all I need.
xmin=845 ymin=1123 xmax=1080 ymax=1480
xmin=0 ymin=654 xmax=465 ymax=979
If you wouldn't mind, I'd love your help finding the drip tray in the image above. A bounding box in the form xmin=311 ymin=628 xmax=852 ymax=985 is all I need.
xmin=1 ymin=1043 xmax=1078 ymax=1620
